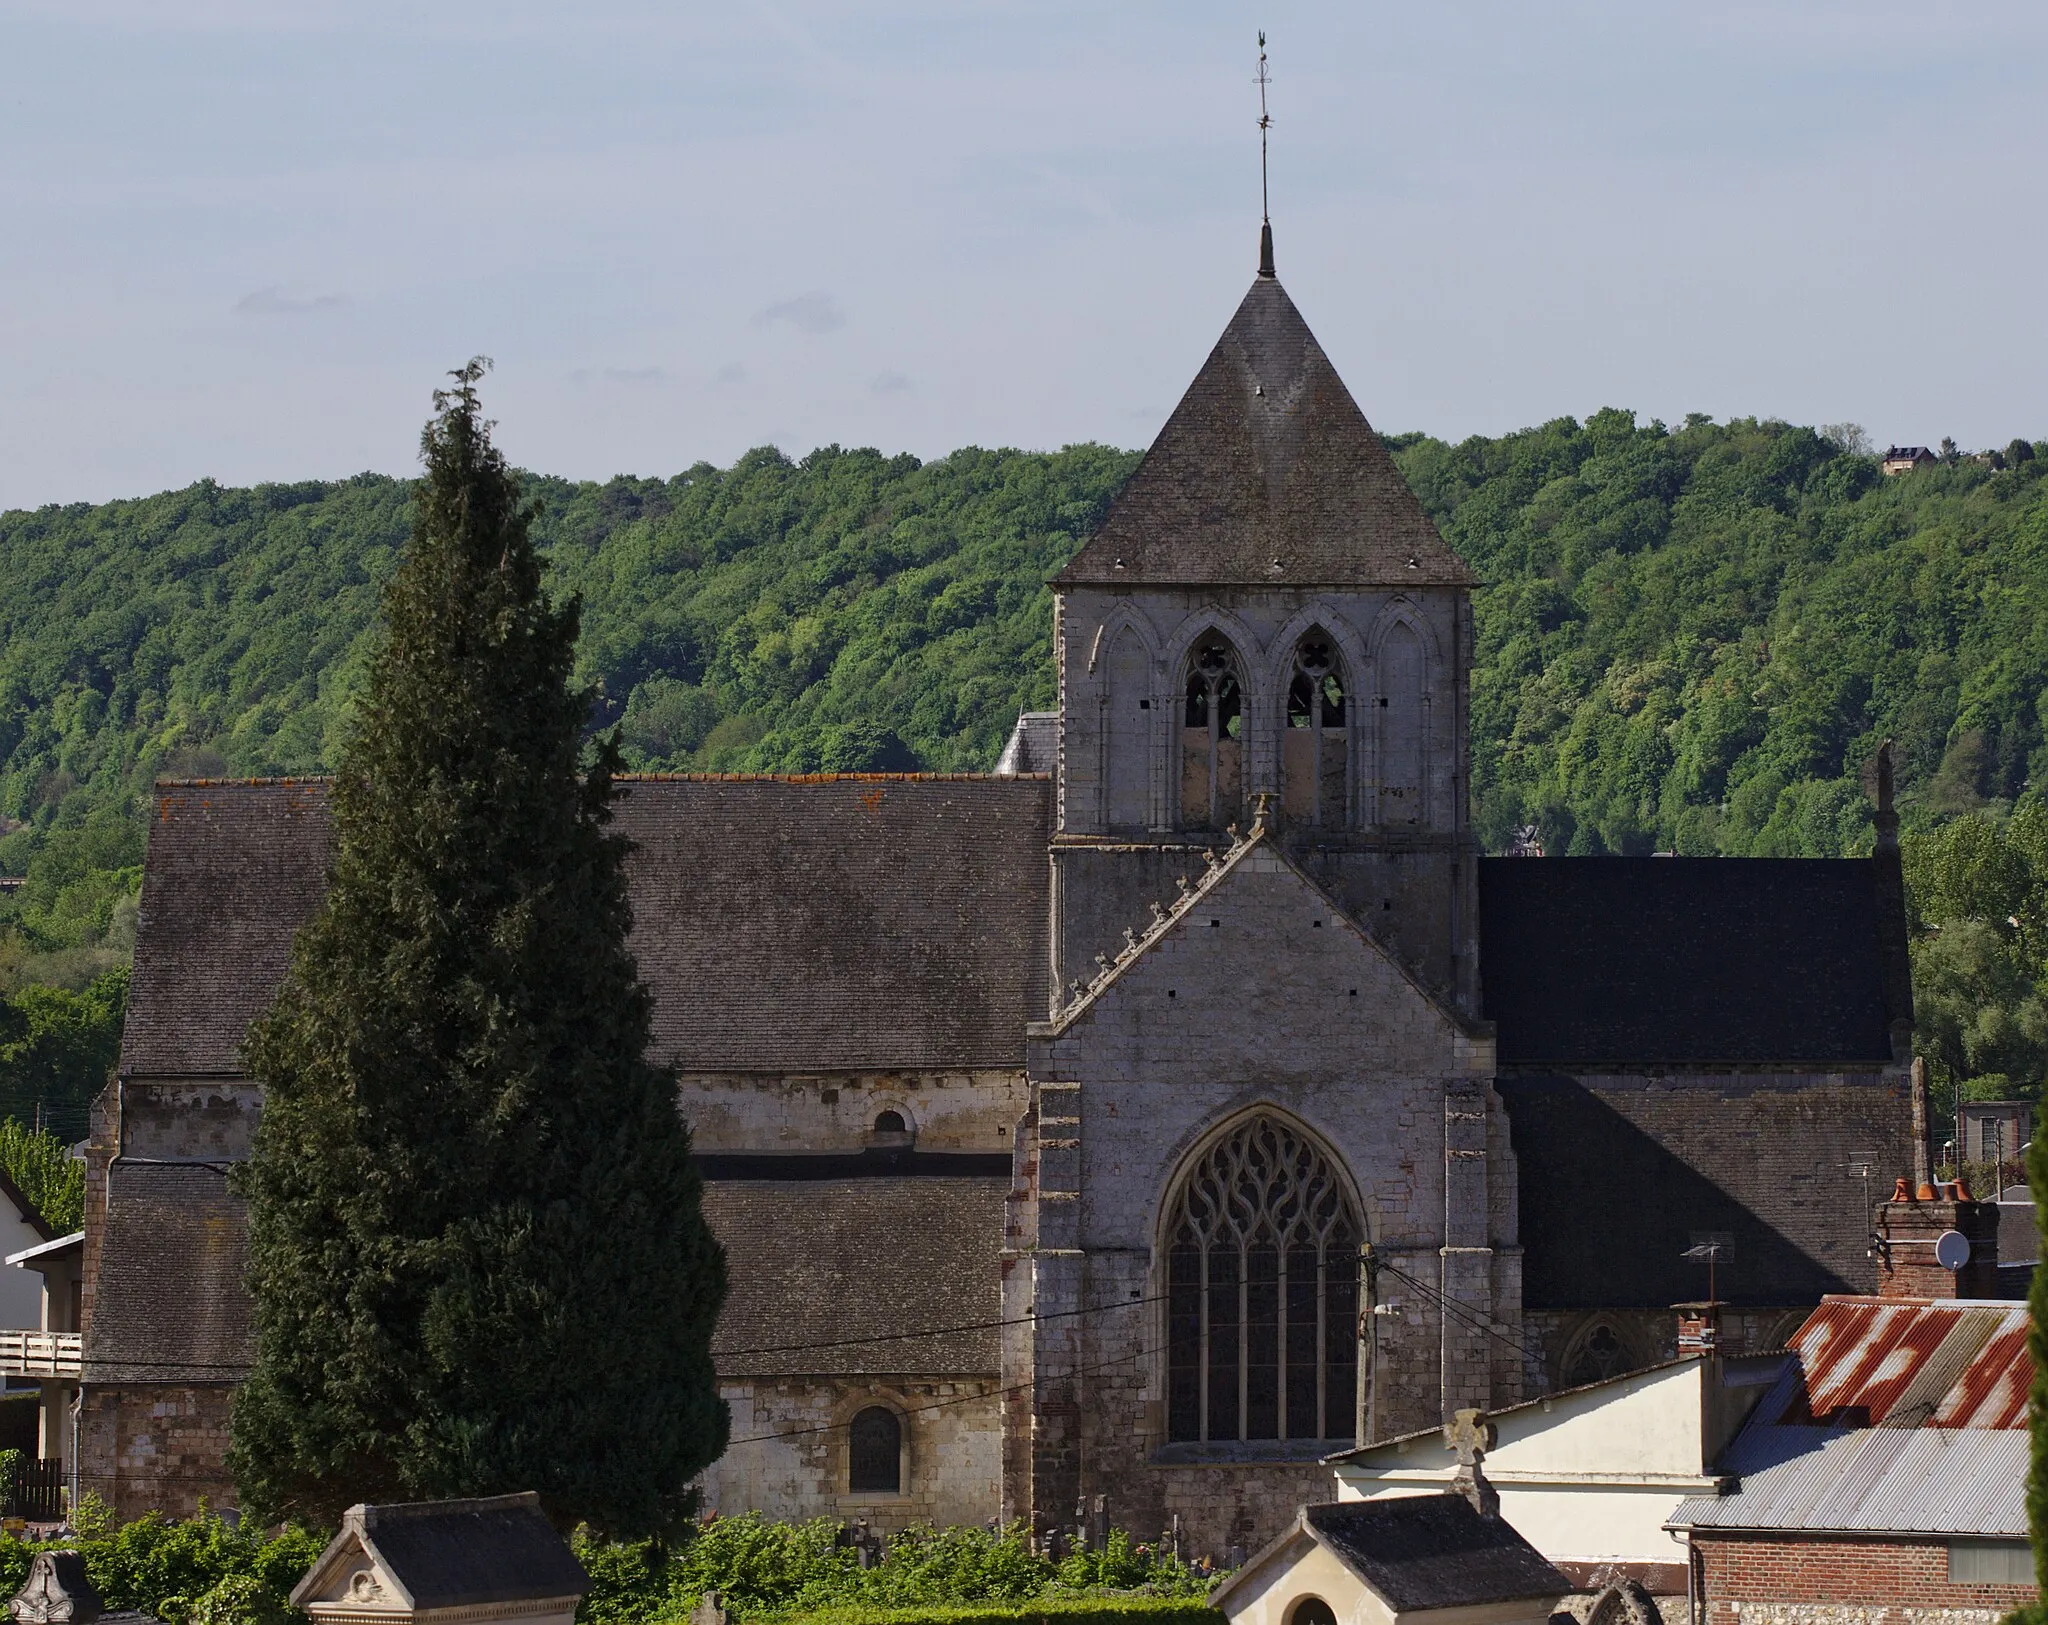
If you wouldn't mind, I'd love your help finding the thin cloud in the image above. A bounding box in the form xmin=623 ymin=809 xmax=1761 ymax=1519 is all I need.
xmin=234 ymin=286 xmax=345 ymax=317
xmin=715 ymin=362 xmax=746 ymax=384
xmin=754 ymin=292 xmax=845 ymax=335
xmin=870 ymin=370 xmax=911 ymax=395
xmin=603 ymin=366 xmax=665 ymax=383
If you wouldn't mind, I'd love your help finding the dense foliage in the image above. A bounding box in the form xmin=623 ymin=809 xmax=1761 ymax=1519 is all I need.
xmin=2 ymin=415 xmax=2046 ymax=1125
xmin=0 ymin=968 xmax=126 ymax=1145
xmin=229 ymin=364 xmax=726 ymax=1535
xmin=0 ymin=1502 xmax=323 ymax=1625
xmin=0 ymin=1117 xmax=85 ymax=1232
xmin=574 ymin=1515 xmax=1212 ymax=1625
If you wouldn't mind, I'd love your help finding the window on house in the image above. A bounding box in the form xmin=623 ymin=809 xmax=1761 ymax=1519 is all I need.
xmin=1283 ymin=633 xmax=1347 ymax=829
xmin=1166 ymin=1112 xmax=1360 ymax=1443
xmin=1182 ymin=637 xmax=1244 ymax=830
xmin=874 ymin=1110 xmax=907 ymax=1134
xmin=1287 ymin=1600 xmax=1338 ymax=1625
xmin=1949 ymin=1541 xmax=2031 ymax=1585
xmin=848 ymin=1406 xmax=902 ymax=1494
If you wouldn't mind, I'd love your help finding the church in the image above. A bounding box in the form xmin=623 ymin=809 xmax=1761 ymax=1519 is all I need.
xmin=82 ymin=230 xmax=1917 ymax=1552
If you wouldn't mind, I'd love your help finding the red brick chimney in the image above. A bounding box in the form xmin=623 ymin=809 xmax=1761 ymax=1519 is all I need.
xmin=1874 ymin=1179 xmax=2001 ymax=1299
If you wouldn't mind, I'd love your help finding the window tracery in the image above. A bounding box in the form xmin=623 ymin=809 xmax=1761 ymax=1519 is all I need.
xmin=1562 ymin=1320 xmax=1631 ymax=1388
xmin=1181 ymin=637 xmax=1244 ymax=830
xmin=1165 ymin=1112 xmax=1361 ymax=1443
xmin=1282 ymin=633 xmax=1347 ymax=828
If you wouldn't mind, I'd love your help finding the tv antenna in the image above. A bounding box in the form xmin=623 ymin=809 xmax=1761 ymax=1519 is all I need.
xmin=1682 ymin=1240 xmax=1723 ymax=1303
xmin=1255 ymin=32 xmax=1275 ymax=277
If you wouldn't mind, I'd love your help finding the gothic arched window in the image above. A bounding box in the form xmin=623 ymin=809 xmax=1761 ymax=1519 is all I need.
xmin=1166 ymin=1113 xmax=1361 ymax=1444
xmin=1563 ymin=1321 xmax=1631 ymax=1389
xmin=848 ymin=1405 xmax=902 ymax=1493
xmin=1182 ymin=636 xmax=1244 ymax=830
xmin=1282 ymin=632 xmax=1347 ymax=828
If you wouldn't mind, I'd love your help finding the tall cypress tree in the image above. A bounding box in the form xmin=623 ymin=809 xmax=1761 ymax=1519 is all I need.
xmin=230 ymin=362 xmax=727 ymax=1535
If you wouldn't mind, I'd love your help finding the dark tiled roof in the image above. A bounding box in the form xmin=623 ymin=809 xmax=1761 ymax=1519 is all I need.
xmin=122 ymin=776 xmax=1051 ymax=1078
xmin=1479 ymin=857 xmax=1897 ymax=1065
xmin=701 ymin=1176 xmax=1006 ymax=1377
xmin=1304 ymin=1497 xmax=1570 ymax=1611
xmin=85 ymin=1162 xmax=253 ymax=1382
xmin=292 ymin=1494 xmax=587 ymax=1610
xmin=995 ymin=712 xmax=1058 ymax=775
xmin=125 ymin=781 xmax=333 ymax=1077
xmin=1055 ymin=276 xmax=1474 ymax=588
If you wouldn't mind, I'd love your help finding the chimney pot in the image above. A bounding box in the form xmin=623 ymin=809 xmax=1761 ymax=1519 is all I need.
xmin=1891 ymin=1176 xmax=1911 ymax=1202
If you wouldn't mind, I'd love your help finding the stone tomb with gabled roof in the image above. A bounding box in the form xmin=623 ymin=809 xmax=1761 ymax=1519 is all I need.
xmin=86 ymin=223 xmax=1917 ymax=1551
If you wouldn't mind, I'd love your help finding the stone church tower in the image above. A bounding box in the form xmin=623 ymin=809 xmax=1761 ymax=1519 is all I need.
xmin=1004 ymin=241 xmax=1522 ymax=1544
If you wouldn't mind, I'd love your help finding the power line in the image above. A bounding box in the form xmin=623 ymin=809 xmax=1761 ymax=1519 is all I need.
xmin=1380 ymin=1262 xmax=1544 ymax=1367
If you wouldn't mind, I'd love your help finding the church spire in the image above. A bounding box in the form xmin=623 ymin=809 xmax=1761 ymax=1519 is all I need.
xmin=1256 ymin=32 xmax=1276 ymax=278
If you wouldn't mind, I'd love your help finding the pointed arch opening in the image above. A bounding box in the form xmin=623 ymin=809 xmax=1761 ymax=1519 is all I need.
xmin=1376 ymin=620 xmax=1426 ymax=826
xmin=1181 ymin=634 xmax=1245 ymax=831
xmin=1282 ymin=631 xmax=1348 ymax=829
xmin=1164 ymin=1111 xmax=1362 ymax=1444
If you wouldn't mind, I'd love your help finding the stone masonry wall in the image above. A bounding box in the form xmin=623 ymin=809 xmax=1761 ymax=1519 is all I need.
xmin=698 ymin=1377 xmax=1002 ymax=1533
xmin=680 ymin=1069 xmax=1026 ymax=1155
xmin=79 ymin=1385 xmax=238 ymax=1521
xmin=1694 ymin=1532 xmax=2033 ymax=1625
xmin=1024 ymin=837 xmax=1512 ymax=1553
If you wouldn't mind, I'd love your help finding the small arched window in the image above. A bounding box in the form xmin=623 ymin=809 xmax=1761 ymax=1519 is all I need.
xmin=848 ymin=1406 xmax=902 ymax=1493
xmin=1282 ymin=633 xmax=1347 ymax=829
xmin=1166 ymin=1112 xmax=1360 ymax=1443
xmin=1182 ymin=637 xmax=1244 ymax=831
xmin=874 ymin=1110 xmax=907 ymax=1135
xmin=1288 ymin=1600 xmax=1339 ymax=1625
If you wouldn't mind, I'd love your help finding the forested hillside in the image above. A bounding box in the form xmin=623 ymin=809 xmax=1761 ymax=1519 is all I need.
xmin=3 ymin=414 xmax=2046 ymax=1137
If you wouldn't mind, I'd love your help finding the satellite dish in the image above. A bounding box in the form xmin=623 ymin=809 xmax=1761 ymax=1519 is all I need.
xmin=1934 ymin=1229 xmax=1972 ymax=1271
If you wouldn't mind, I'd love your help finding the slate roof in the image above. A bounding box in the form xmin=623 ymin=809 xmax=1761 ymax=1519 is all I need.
xmin=1055 ymin=274 xmax=1475 ymax=588
xmin=994 ymin=712 xmax=1058 ymax=776
xmin=701 ymin=1176 xmax=1006 ymax=1377
xmin=1479 ymin=857 xmax=1897 ymax=1065
xmin=291 ymin=1493 xmax=587 ymax=1610
xmin=122 ymin=775 xmax=1051 ymax=1078
xmin=85 ymin=1162 xmax=253 ymax=1382
xmin=1301 ymin=1497 xmax=1569 ymax=1611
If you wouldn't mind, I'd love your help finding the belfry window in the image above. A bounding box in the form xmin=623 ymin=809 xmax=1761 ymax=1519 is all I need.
xmin=848 ymin=1405 xmax=902 ymax=1493
xmin=1166 ymin=1113 xmax=1360 ymax=1443
xmin=1282 ymin=633 xmax=1347 ymax=828
xmin=1181 ymin=638 xmax=1244 ymax=830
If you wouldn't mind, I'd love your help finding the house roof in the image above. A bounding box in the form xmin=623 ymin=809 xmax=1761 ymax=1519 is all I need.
xmin=1215 ymin=1498 xmax=1570 ymax=1615
xmin=122 ymin=775 xmax=1051 ymax=1078
xmin=6 ymin=1230 xmax=83 ymax=1269
xmin=1478 ymin=857 xmax=1897 ymax=1065
xmin=702 ymin=1175 xmax=1007 ymax=1377
xmin=1054 ymin=274 xmax=1474 ymax=589
xmin=995 ymin=712 xmax=1058 ymax=776
xmin=0 ymin=1164 xmax=54 ymax=1244
xmin=1670 ymin=1296 xmax=2031 ymax=1538
xmin=83 ymin=1162 xmax=253 ymax=1382
xmin=290 ymin=1493 xmax=588 ymax=1611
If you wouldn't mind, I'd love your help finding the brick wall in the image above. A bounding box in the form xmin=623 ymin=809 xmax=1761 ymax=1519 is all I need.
xmin=1695 ymin=1532 xmax=2036 ymax=1625
xmin=79 ymin=1385 xmax=238 ymax=1521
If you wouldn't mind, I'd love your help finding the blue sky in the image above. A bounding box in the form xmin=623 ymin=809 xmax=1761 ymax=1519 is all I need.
xmin=2 ymin=1 xmax=2044 ymax=509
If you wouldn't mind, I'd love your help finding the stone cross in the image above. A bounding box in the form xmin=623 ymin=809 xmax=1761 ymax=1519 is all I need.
xmin=1444 ymin=1407 xmax=1500 ymax=1518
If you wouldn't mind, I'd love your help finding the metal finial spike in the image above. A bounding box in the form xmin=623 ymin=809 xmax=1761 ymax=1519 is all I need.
xmin=1255 ymin=31 xmax=1275 ymax=276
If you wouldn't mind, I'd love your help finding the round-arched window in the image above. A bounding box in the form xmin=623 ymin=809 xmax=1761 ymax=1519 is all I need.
xmin=848 ymin=1405 xmax=902 ymax=1493
xmin=1288 ymin=1598 xmax=1339 ymax=1625
xmin=874 ymin=1110 xmax=907 ymax=1135
xmin=1165 ymin=1112 xmax=1361 ymax=1443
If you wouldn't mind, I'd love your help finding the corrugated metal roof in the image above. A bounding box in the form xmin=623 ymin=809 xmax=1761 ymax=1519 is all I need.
xmin=1671 ymin=1296 xmax=2031 ymax=1538
xmin=1672 ymin=1424 xmax=2026 ymax=1536
xmin=1792 ymin=1297 xmax=2028 ymax=1429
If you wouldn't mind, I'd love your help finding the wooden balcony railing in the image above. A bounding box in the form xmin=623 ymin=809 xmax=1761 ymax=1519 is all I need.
xmin=0 ymin=1331 xmax=80 ymax=1378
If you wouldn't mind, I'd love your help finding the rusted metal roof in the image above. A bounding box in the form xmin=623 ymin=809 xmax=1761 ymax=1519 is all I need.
xmin=1791 ymin=1296 xmax=2028 ymax=1430
xmin=1671 ymin=1296 xmax=2032 ymax=1538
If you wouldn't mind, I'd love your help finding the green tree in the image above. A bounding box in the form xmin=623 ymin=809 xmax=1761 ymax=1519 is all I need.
xmin=0 ymin=1117 xmax=85 ymax=1232
xmin=229 ymin=361 xmax=727 ymax=1536
xmin=0 ymin=966 xmax=128 ymax=1143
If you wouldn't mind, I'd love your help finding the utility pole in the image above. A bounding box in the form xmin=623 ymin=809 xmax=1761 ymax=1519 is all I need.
xmin=1358 ymin=1241 xmax=1382 ymax=1448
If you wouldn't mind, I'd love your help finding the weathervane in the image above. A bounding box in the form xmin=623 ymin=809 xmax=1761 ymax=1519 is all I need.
xmin=1255 ymin=33 xmax=1276 ymax=277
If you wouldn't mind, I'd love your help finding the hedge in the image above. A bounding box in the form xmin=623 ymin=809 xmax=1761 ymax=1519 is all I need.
xmin=768 ymin=1602 xmax=1225 ymax=1625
